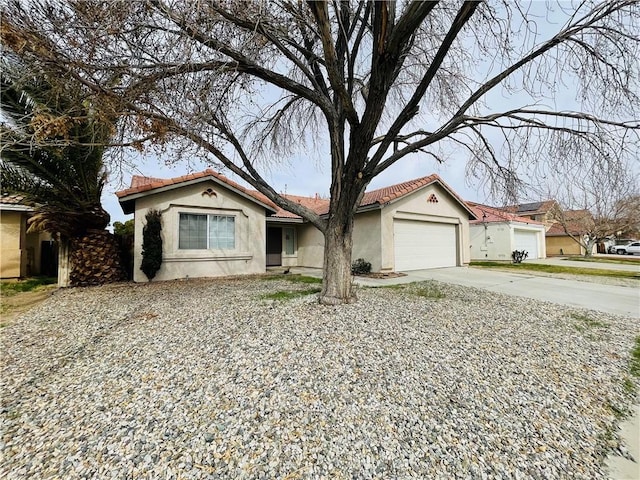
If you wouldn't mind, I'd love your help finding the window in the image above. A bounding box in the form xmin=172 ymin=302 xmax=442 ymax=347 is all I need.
xmin=284 ymin=227 xmax=295 ymax=255
xmin=179 ymin=213 xmax=235 ymax=250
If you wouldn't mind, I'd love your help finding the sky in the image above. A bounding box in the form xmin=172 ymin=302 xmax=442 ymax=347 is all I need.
xmin=95 ymin=1 xmax=638 ymax=227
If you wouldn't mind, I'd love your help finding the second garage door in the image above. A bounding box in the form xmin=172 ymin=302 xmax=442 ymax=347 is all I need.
xmin=394 ymin=219 xmax=457 ymax=271
xmin=514 ymin=229 xmax=539 ymax=259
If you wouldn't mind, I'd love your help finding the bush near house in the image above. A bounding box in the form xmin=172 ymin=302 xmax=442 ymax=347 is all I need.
xmin=141 ymin=210 xmax=163 ymax=280
xmin=351 ymin=258 xmax=372 ymax=275
xmin=512 ymin=250 xmax=528 ymax=264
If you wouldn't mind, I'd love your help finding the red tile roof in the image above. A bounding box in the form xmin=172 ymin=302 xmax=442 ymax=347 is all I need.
xmin=117 ymin=170 xmax=475 ymax=220
xmin=265 ymin=194 xmax=329 ymax=218
xmin=0 ymin=193 xmax=29 ymax=205
xmin=117 ymin=169 xmax=278 ymax=212
xmin=467 ymin=202 xmax=544 ymax=225
xmin=546 ymin=210 xmax=593 ymax=236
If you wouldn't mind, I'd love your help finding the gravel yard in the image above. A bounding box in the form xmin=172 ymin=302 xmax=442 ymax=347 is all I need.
xmin=1 ymin=276 xmax=638 ymax=479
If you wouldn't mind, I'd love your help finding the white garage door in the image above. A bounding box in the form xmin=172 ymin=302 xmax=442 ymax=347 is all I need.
xmin=394 ymin=220 xmax=457 ymax=271
xmin=514 ymin=229 xmax=538 ymax=259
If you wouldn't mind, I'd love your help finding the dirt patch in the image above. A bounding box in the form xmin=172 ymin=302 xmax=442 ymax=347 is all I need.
xmin=1 ymin=286 xmax=57 ymax=327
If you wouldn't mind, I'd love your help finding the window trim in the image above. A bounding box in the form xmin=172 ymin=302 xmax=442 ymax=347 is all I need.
xmin=178 ymin=212 xmax=236 ymax=251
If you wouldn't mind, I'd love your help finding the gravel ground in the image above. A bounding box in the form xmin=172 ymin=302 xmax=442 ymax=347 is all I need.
xmin=1 ymin=277 xmax=638 ymax=479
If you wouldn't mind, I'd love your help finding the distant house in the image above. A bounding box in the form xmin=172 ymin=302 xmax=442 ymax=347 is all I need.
xmin=468 ymin=203 xmax=546 ymax=261
xmin=498 ymin=200 xmax=593 ymax=256
xmin=545 ymin=209 xmax=594 ymax=256
xmin=0 ymin=194 xmax=56 ymax=279
xmin=116 ymin=169 xmax=477 ymax=282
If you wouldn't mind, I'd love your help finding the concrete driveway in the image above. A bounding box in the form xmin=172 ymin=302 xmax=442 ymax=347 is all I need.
xmin=354 ymin=266 xmax=639 ymax=318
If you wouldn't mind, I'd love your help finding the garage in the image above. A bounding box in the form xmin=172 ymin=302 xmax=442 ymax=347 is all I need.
xmin=394 ymin=219 xmax=457 ymax=271
xmin=514 ymin=229 xmax=539 ymax=259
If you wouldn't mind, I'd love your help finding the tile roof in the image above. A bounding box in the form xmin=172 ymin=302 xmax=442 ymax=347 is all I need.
xmin=117 ymin=170 xmax=474 ymax=220
xmin=1 ymin=193 xmax=28 ymax=205
xmin=0 ymin=193 xmax=36 ymax=210
xmin=117 ymin=169 xmax=278 ymax=212
xmin=467 ymin=202 xmax=544 ymax=225
xmin=546 ymin=209 xmax=593 ymax=236
xmin=266 ymin=194 xmax=329 ymax=218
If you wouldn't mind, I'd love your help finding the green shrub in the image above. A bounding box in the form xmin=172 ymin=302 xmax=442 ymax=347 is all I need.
xmin=351 ymin=258 xmax=372 ymax=275
xmin=140 ymin=209 xmax=163 ymax=280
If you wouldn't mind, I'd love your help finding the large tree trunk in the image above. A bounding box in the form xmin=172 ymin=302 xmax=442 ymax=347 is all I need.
xmin=69 ymin=229 xmax=126 ymax=287
xmin=319 ymin=207 xmax=357 ymax=305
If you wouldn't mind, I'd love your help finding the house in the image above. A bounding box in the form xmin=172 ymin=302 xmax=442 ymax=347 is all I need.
xmin=0 ymin=194 xmax=56 ymax=279
xmin=502 ymin=200 xmax=558 ymax=228
xmin=116 ymin=169 xmax=477 ymax=282
xmin=545 ymin=209 xmax=594 ymax=256
xmin=467 ymin=203 xmax=546 ymax=261
xmin=499 ymin=200 xmax=593 ymax=256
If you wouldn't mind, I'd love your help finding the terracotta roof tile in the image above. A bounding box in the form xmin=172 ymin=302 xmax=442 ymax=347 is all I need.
xmin=117 ymin=169 xmax=277 ymax=210
xmin=468 ymin=202 xmax=544 ymax=225
xmin=1 ymin=193 xmax=29 ymax=205
xmin=117 ymin=170 xmax=473 ymax=220
xmin=546 ymin=210 xmax=593 ymax=236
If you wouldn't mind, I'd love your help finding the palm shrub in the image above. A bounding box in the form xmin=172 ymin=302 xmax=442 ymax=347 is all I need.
xmin=141 ymin=210 xmax=163 ymax=280
xmin=0 ymin=57 xmax=124 ymax=285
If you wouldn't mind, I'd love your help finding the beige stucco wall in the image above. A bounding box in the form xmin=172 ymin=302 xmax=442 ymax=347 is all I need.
xmin=546 ymin=236 xmax=584 ymax=256
xmin=0 ymin=210 xmax=25 ymax=278
xmin=132 ymin=180 xmax=268 ymax=282
xmin=379 ymin=183 xmax=472 ymax=271
xmin=296 ymin=223 xmax=325 ymax=268
xmin=293 ymin=211 xmax=383 ymax=270
xmin=352 ymin=210 xmax=383 ymax=272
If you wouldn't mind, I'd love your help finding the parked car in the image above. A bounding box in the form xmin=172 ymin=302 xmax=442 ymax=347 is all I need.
xmin=614 ymin=241 xmax=640 ymax=255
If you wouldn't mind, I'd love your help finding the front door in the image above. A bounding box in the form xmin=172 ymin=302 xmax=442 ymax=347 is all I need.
xmin=266 ymin=227 xmax=282 ymax=266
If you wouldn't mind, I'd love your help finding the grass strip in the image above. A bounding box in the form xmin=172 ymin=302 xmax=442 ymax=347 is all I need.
xmin=0 ymin=277 xmax=57 ymax=296
xmin=470 ymin=262 xmax=639 ymax=279
xmin=261 ymin=287 xmax=321 ymax=301
xmin=563 ymin=256 xmax=640 ymax=265
xmin=265 ymin=274 xmax=322 ymax=284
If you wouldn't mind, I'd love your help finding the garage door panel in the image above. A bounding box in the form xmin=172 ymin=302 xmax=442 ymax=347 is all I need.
xmin=394 ymin=220 xmax=457 ymax=271
xmin=514 ymin=230 xmax=538 ymax=259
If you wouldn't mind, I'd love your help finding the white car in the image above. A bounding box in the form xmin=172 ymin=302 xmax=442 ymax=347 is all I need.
xmin=615 ymin=241 xmax=640 ymax=255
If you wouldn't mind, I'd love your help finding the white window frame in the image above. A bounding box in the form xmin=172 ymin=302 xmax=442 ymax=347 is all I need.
xmin=179 ymin=212 xmax=236 ymax=250
xmin=283 ymin=227 xmax=296 ymax=256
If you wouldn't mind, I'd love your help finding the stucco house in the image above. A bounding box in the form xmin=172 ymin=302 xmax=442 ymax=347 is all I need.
xmin=545 ymin=209 xmax=594 ymax=256
xmin=499 ymin=200 xmax=593 ymax=256
xmin=117 ymin=169 xmax=477 ymax=282
xmin=0 ymin=194 xmax=56 ymax=279
xmin=468 ymin=203 xmax=546 ymax=261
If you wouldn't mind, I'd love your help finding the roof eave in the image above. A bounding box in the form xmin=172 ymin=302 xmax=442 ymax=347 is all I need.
xmin=0 ymin=204 xmax=34 ymax=212
xmin=117 ymin=175 xmax=277 ymax=215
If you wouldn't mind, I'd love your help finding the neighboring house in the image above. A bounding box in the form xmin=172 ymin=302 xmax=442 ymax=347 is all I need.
xmin=0 ymin=194 xmax=56 ymax=279
xmin=545 ymin=209 xmax=594 ymax=256
xmin=468 ymin=203 xmax=546 ymax=260
xmin=501 ymin=200 xmax=558 ymax=228
xmin=499 ymin=200 xmax=593 ymax=256
xmin=117 ymin=169 xmax=477 ymax=282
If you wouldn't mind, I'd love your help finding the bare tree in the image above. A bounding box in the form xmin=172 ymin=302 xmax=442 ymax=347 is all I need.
xmin=548 ymin=161 xmax=640 ymax=256
xmin=2 ymin=0 xmax=638 ymax=304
